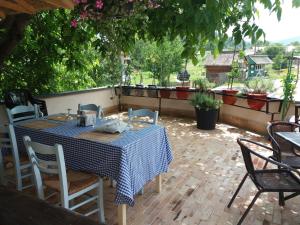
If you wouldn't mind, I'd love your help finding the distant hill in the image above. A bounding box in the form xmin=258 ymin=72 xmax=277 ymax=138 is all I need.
xmin=272 ymin=36 xmax=300 ymax=45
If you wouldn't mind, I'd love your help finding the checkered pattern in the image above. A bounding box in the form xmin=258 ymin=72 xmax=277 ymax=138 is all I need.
xmin=14 ymin=119 xmax=173 ymax=206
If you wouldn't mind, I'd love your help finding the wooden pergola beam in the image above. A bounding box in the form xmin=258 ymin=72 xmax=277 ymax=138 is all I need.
xmin=15 ymin=0 xmax=36 ymax=13
xmin=42 ymin=0 xmax=74 ymax=10
xmin=0 ymin=10 xmax=5 ymax=19
xmin=0 ymin=0 xmax=34 ymax=14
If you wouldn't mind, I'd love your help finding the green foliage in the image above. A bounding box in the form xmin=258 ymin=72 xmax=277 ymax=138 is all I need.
xmin=227 ymin=61 xmax=241 ymax=89
xmin=272 ymin=53 xmax=288 ymax=70
xmin=190 ymin=93 xmax=222 ymax=110
xmin=193 ymin=78 xmax=215 ymax=91
xmin=245 ymin=77 xmax=274 ymax=94
xmin=281 ymin=56 xmax=298 ymax=120
xmin=0 ymin=10 xmax=122 ymax=97
xmin=129 ymin=38 xmax=184 ymax=86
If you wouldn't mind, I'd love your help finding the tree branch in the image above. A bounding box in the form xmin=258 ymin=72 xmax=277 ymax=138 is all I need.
xmin=0 ymin=13 xmax=32 ymax=68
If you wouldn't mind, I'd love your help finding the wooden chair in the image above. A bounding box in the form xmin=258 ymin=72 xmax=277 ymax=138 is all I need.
xmin=228 ymin=138 xmax=300 ymax=225
xmin=23 ymin=136 xmax=105 ymax=223
xmin=128 ymin=108 xmax=158 ymax=125
xmin=6 ymin=104 xmax=39 ymax=124
xmin=0 ymin=124 xmax=32 ymax=191
xmin=78 ymin=104 xmax=103 ymax=118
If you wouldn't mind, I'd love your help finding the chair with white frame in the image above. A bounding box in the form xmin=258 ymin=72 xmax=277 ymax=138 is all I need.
xmin=78 ymin=104 xmax=104 ymax=118
xmin=127 ymin=108 xmax=158 ymax=195
xmin=0 ymin=124 xmax=32 ymax=191
xmin=23 ymin=136 xmax=105 ymax=223
xmin=128 ymin=108 xmax=159 ymax=125
xmin=6 ymin=104 xmax=39 ymax=124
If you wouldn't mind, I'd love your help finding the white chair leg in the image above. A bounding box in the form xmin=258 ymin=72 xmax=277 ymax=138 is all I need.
xmin=138 ymin=187 xmax=144 ymax=195
xmin=16 ymin=169 xmax=22 ymax=191
xmin=97 ymin=178 xmax=105 ymax=224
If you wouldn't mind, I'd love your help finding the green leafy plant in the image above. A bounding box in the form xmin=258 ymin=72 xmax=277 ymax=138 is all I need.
xmin=190 ymin=93 xmax=222 ymax=111
xmin=280 ymin=55 xmax=298 ymax=120
xmin=193 ymin=78 xmax=215 ymax=91
xmin=227 ymin=60 xmax=240 ymax=89
xmin=245 ymin=77 xmax=274 ymax=94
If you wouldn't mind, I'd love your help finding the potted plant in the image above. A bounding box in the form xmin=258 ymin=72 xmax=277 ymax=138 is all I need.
xmin=176 ymin=60 xmax=190 ymax=100
xmin=193 ymin=78 xmax=215 ymax=92
xmin=245 ymin=77 xmax=274 ymax=110
xmin=135 ymin=84 xmax=144 ymax=96
xmin=159 ymin=77 xmax=172 ymax=98
xmin=222 ymin=61 xmax=240 ymax=105
xmin=190 ymin=93 xmax=222 ymax=130
xmin=147 ymin=84 xmax=158 ymax=98
xmin=280 ymin=55 xmax=298 ymax=120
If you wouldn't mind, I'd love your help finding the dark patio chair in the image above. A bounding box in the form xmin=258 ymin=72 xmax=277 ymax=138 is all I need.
xmin=265 ymin=121 xmax=300 ymax=169
xmin=227 ymin=138 xmax=300 ymax=225
xmin=4 ymin=89 xmax=48 ymax=116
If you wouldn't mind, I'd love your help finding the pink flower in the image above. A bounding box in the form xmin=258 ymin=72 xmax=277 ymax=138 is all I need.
xmin=80 ymin=10 xmax=88 ymax=19
xmin=71 ymin=19 xmax=78 ymax=28
xmin=73 ymin=0 xmax=80 ymax=4
xmin=95 ymin=0 xmax=104 ymax=9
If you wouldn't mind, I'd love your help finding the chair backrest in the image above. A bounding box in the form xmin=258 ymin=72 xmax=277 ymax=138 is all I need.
xmin=23 ymin=136 xmax=68 ymax=202
xmin=78 ymin=104 xmax=103 ymax=118
xmin=4 ymin=90 xmax=29 ymax=109
xmin=267 ymin=121 xmax=299 ymax=156
xmin=128 ymin=108 xmax=158 ymax=125
xmin=6 ymin=105 xmax=39 ymax=123
xmin=0 ymin=124 xmax=20 ymax=171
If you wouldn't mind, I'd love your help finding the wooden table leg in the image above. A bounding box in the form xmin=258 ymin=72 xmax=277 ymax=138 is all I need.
xmin=155 ymin=174 xmax=162 ymax=193
xmin=118 ymin=204 xmax=126 ymax=225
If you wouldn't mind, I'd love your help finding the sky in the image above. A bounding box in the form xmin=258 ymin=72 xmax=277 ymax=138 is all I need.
xmin=255 ymin=1 xmax=300 ymax=42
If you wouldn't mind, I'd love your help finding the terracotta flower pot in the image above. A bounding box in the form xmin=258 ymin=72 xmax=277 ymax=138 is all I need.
xmin=176 ymin=86 xmax=189 ymax=100
xmin=247 ymin=93 xmax=267 ymax=110
xmin=147 ymin=85 xmax=158 ymax=98
xmin=160 ymin=88 xmax=171 ymax=98
xmin=135 ymin=85 xmax=144 ymax=97
xmin=222 ymin=89 xmax=238 ymax=105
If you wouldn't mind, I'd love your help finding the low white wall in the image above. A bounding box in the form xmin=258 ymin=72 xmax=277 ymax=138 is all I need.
xmin=40 ymin=88 xmax=118 ymax=115
xmin=121 ymin=93 xmax=296 ymax=135
xmin=0 ymin=87 xmax=119 ymax=125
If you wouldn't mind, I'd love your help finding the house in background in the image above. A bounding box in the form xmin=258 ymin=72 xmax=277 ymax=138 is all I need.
xmin=245 ymin=55 xmax=273 ymax=78
xmin=204 ymin=51 xmax=241 ymax=84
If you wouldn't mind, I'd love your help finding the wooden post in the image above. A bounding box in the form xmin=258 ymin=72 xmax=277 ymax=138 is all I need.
xmin=155 ymin=174 xmax=162 ymax=193
xmin=117 ymin=204 xmax=126 ymax=225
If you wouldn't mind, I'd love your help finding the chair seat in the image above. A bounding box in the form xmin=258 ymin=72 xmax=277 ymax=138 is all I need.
xmin=4 ymin=154 xmax=29 ymax=169
xmin=255 ymin=170 xmax=300 ymax=191
xmin=44 ymin=170 xmax=98 ymax=195
xmin=282 ymin=156 xmax=300 ymax=169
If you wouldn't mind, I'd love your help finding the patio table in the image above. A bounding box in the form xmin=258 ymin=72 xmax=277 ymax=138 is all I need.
xmin=276 ymin=132 xmax=300 ymax=148
xmin=13 ymin=115 xmax=173 ymax=225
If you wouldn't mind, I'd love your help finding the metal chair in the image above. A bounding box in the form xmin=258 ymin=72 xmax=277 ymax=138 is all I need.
xmin=227 ymin=138 xmax=300 ymax=225
xmin=128 ymin=108 xmax=158 ymax=125
xmin=6 ymin=105 xmax=39 ymax=124
xmin=78 ymin=104 xmax=103 ymax=118
xmin=0 ymin=124 xmax=32 ymax=191
xmin=23 ymin=136 xmax=105 ymax=223
xmin=266 ymin=121 xmax=300 ymax=169
xmin=4 ymin=89 xmax=48 ymax=116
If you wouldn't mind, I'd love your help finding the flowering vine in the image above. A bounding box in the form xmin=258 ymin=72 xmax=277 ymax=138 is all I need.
xmin=71 ymin=0 xmax=160 ymax=28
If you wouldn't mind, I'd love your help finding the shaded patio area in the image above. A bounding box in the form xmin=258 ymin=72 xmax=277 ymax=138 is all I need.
xmin=86 ymin=115 xmax=300 ymax=225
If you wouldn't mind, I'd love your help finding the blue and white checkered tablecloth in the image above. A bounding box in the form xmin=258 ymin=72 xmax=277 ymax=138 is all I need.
xmin=14 ymin=118 xmax=173 ymax=206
